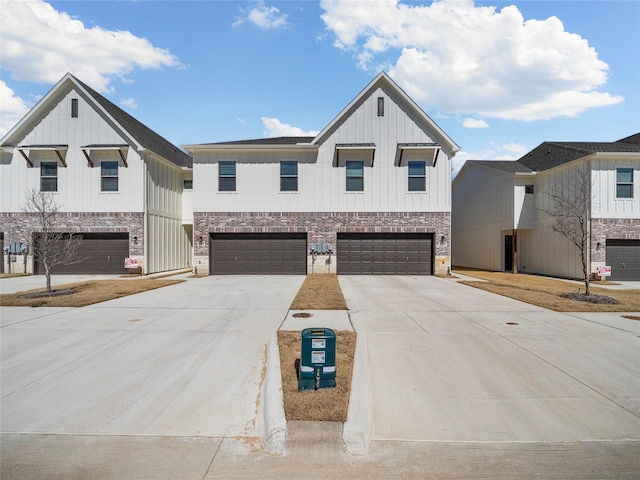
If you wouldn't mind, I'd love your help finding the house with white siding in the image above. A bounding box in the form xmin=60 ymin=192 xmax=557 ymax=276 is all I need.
xmin=184 ymin=72 xmax=459 ymax=275
xmin=0 ymin=73 xmax=193 ymax=275
xmin=452 ymin=134 xmax=640 ymax=281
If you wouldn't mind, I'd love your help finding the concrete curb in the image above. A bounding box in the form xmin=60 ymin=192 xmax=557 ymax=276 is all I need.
xmin=342 ymin=331 xmax=370 ymax=455
xmin=261 ymin=334 xmax=288 ymax=455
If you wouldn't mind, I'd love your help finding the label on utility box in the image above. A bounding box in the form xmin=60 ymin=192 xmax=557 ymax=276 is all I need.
xmin=311 ymin=338 xmax=326 ymax=349
xmin=311 ymin=351 xmax=326 ymax=364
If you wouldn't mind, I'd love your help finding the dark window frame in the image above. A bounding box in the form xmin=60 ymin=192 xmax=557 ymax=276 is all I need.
xmin=408 ymin=161 xmax=426 ymax=192
xmin=525 ymin=184 xmax=534 ymax=194
xmin=40 ymin=162 xmax=58 ymax=192
xmin=280 ymin=161 xmax=298 ymax=192
xmin=616 ymin=168 xmax=634 ymax=199
xmin=101 ymin=161 xmax=119 ymax=192
xmin=183 ymin=179 xmax=193 ymax=190
xmin=71 ymin=98 xmax=78 ymax=118
xmin=219 ymin=161 xmax=236 ymax=192
xmin=346 ymin=160 xmax=364 ymax=192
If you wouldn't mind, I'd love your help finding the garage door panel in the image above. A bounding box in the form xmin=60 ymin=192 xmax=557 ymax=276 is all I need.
xmin=35 ymin=233 xmax=129 ymax=274
xmin=210 ymin=233 xmax=306 ymax=275
xmin=337 ymin=233 xmax=433 ymax=275
xmin=606 ymin=239 xmax=640 ymax=281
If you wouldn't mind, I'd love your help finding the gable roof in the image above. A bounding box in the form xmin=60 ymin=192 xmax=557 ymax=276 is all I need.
xmin=519 ymin=135 xmax=640 ymax=172
xmin=457 ymin=132 xmax=640 ymax=180
xmin=311 ymin=72 xmax=459 ymax=156
xmin=1 ymin=73 xmax=192 ymax=168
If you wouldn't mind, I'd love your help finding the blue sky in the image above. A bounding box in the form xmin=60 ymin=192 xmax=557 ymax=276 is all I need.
xmin=1 ymin=0 xmax=638 ymax=175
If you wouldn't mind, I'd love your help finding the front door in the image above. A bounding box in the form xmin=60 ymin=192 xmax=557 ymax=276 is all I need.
xmin=504 ymin=235 xmax=513 ymax=272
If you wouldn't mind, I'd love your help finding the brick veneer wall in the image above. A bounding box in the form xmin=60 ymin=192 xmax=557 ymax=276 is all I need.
xmin=1 ymin=212 xmax=144 ymax=267
xmin=590 ymin=217 xmax=640 ymax=263
xmin=193 ymin=211 xmax=451 ymax=274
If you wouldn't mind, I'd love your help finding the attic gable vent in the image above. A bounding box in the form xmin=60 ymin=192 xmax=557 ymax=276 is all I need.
xmin=377 ymin=97 xmax=384 ymax=116
xmin=71 ymin=98 xmax=78 ymax=118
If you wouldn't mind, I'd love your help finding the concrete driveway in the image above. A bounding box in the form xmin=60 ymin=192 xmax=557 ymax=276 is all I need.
xmin=1 ymin=275 xmax=303 ymax=439
xmin=340 ymin=275 xmax=640 ymax=446
xmin=2 ymin=273 xmax=640 ymax=479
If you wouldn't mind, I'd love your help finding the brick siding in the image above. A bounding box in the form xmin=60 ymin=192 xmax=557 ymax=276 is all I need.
xmin=194 ymin=211 xmax=451 ymax=274
xmin=590 ymin=218 xmax=640 ymax=263
xmin=1 ymin=212 xmax=144 ymax=256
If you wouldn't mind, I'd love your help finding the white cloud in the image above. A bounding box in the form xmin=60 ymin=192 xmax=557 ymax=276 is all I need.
xmin=120 ymin=98 xmax=138 ymax=109
xmin=0 ymin=81 xmax=30 ymax=137
xmin=0 ymin=0 xmax=182 ymax=93
xmin=462 ymin=118 xmax=489 ymax=128
xmin=234 ymin=1 xmax=289 ymax=30
xmin=261 ymin=117 xmax=319 ymax=137
xmin=320 ymin=0 xmax=623 ymax=121
xmin=451 ymin=142 xmax=528 ymax=178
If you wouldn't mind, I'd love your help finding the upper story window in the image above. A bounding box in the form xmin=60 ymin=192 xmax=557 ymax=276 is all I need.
xmin=408 ymin=161 xmax=426 ymax=191
xmin=71 ymin=98 xmax=79 ymax=118
xmin=219 ymin=161 xmax=236 ymax=191
xmin=346 ymin=161 xmax=364 ymax=192
xmin=40 ymin=162 xmax=58 ymax=192
xmin=616 ymin=168 xmax=634 ymax=198
xmin=280 ymin=161 xmax=298 ymax=192
xmin=525 ymin=185 xmax=534 ymax=194
xmin=101 ymin=161 xmax=119 ymax=191
xmin=183 ymin=179 xmax=193 ymax=190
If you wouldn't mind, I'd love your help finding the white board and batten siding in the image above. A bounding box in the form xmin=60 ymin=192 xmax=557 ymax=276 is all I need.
xmin=591 ymin=157 xmax=640 ymax=218
xmin=1 ymin=88 xmax=145 ymax=213
xmin=145 ymin=154 xmax=192 ymax=273
xmin=452 ymin=163 xmax=515 ymax=271
xmin=192 ymin=85 xmax=451 ymax=213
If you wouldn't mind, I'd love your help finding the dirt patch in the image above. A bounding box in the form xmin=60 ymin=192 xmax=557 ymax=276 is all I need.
xmin=455 ymin=268 xmax=640 ymax=312
xmin=0 ymin=278 xmax=185 ymax=307
xmin=277 ymin=330 xmax=356 ymax=422
xmin=622 ymin=315 xmax=640 ymax=321
xmin=290 ymin=274 xmax=348 ymax=310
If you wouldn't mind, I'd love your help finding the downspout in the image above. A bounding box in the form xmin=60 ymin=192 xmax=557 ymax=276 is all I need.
xmin=142 ymin=150 xmax=149 ymax=275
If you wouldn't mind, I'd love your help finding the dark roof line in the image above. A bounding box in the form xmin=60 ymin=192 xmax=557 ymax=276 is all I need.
xmin=72 ymin=75 xmax=192 ymax=168
xmin=202 ymin=136 xmax=316 ymax=146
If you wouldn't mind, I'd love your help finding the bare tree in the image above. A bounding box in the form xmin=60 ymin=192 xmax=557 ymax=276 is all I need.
xmin=541 ymin=166 xmax=592 ymax=295
xmin=16 ymin=190 xmax=85 ymax=294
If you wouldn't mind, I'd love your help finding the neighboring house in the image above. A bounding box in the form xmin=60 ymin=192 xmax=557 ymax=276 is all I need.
xmin=0 ymin=73 xmax=193 ymax=275
xmin=452 ymin=133 xmax=640 ymax=281
xmin=184 ymin=72 xmax=459 ymax=275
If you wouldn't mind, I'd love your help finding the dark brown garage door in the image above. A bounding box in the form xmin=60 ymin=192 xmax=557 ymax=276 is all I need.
xmin=606 ymin=239 xmax=640 ymax=281
xmin=337 ymin=233 xmax=433 ymax=275
xmin=34 ymin=233 xmax=129 ymax=274
xmin=210 ymin=233 xmax=307 ymax=274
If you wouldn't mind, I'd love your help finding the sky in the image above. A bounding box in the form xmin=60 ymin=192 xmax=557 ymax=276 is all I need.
xmin=1 ymin=0 xmax=639 ymax=176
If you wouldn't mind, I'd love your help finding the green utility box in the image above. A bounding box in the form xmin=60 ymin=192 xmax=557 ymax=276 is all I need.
xmin=298 ymin=328 xmax=337 ymax=390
